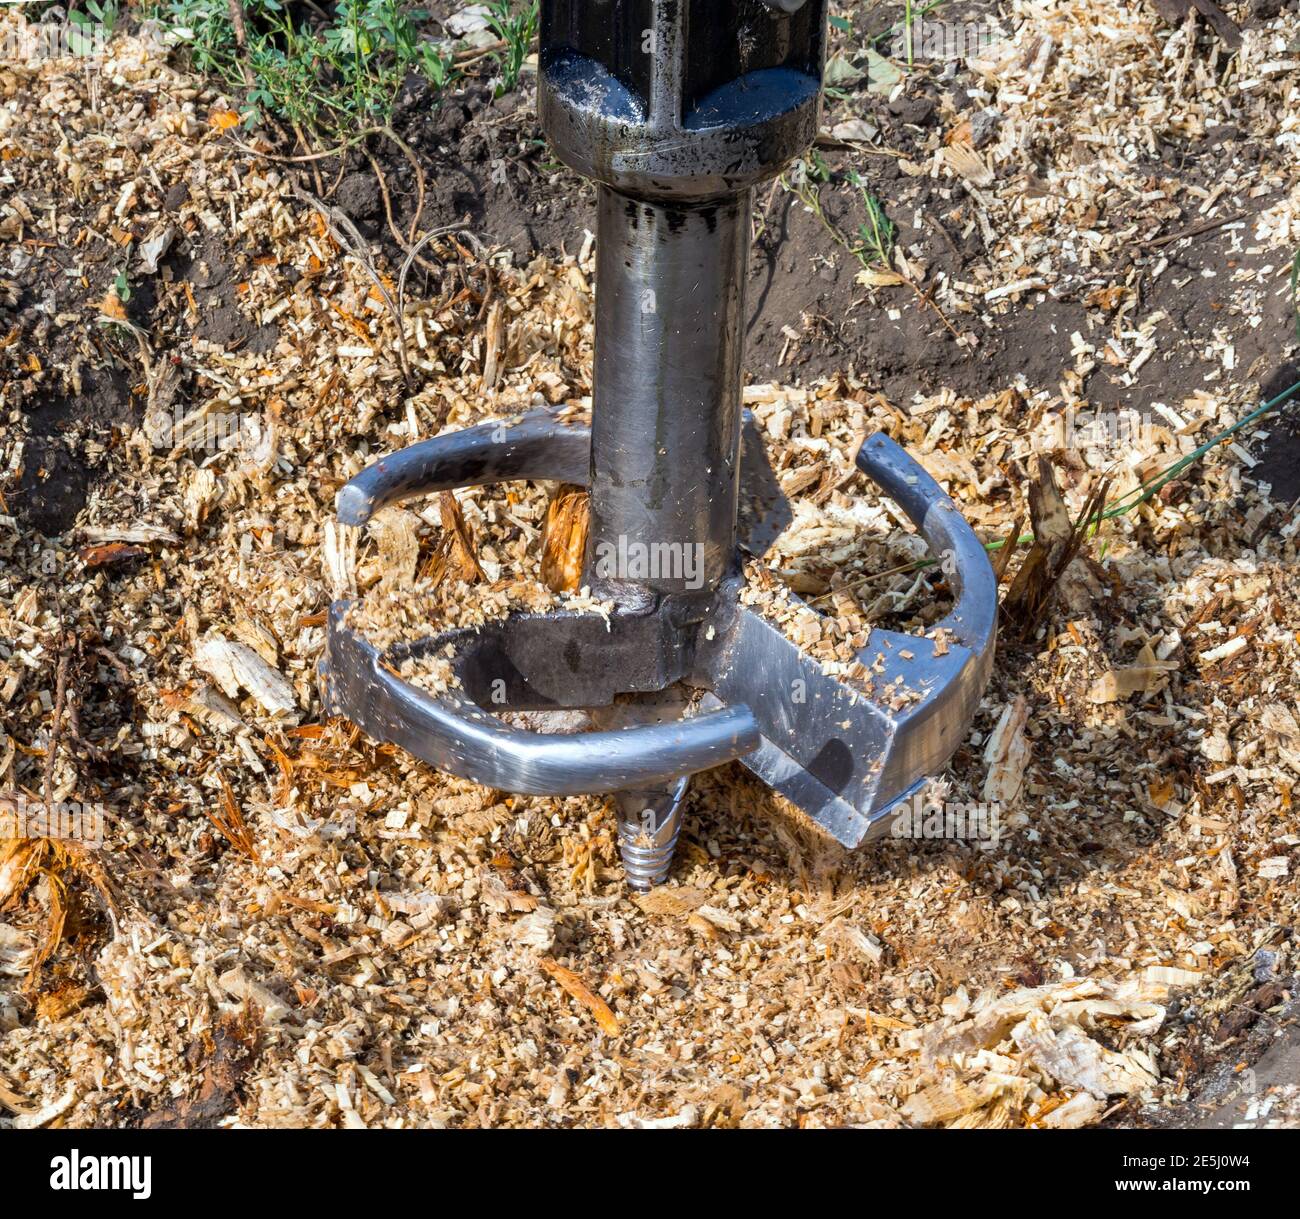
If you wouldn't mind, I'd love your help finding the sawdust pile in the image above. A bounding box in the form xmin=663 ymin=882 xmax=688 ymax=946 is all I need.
xmin=1 ymin=9 xmax=1299 ymax=1129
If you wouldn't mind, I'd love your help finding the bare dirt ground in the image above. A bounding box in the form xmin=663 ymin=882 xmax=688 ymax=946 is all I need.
xmin=2 ymin=3 xmax=1300 ymax=1129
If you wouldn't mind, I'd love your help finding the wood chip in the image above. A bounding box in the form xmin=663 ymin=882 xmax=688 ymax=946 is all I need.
xmin=539 ymin=957 xmax=621 ymax=1037
xmin=194 ymin=635 xmax=300 ymax=719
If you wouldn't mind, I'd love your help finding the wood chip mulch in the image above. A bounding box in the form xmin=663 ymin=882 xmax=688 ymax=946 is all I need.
xmin=1 ymin=8 xmax=1299 ymax=1128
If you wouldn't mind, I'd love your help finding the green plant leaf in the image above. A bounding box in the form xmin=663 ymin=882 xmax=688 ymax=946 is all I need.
xmin=1292 ymin=248 xmax=1299 ymax=342
xmin=824 ymin=54 xmax=864 ymax=87
xmin=865 ymin=48 xmax=903 ymax=95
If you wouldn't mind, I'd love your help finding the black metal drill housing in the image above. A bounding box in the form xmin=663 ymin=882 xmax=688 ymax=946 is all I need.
xmin=539 ymin=0 xmax=826 ymax=201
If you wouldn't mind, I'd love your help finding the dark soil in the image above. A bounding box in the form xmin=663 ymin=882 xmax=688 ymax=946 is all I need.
xmin=2 ymin=207 xmax=279 ymax=536
xmin=6 ymin=4 xmax=1297 ymax=537
xmin=162 ymin=233 xmax=280 ymax=353
xmin=392 ymin=77 xmax=593 ymax=264
xmin=327 ymin=26 xmax=1299 ymax=431
xmin=13 ymin=369 xmax=131 ymax=535
xmin=16 ymin=438 xmax=93 ymax=536
xmin=1256 ymin=362 xmax=1300 ymax=503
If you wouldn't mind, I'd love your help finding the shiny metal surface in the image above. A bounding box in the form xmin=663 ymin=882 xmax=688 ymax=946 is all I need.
xmin=611 ymin=780 xmax=689 ymax=891
xmin=329 ymin=405 xmax=791 ymax=560
xmin=588 ymin=188 xmax=748 ymax=605
xmin=322 ymin=419 xmax=996 ymax=851
xmin=701 ymin=440 xmax=997 ymax=847
xmin=334 ymin=409 xmax=589 ymax=527
xmin=321 ymin=600 xmax=761 ymax=795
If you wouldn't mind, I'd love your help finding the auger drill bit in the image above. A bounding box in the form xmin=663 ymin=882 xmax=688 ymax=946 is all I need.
xmin=321 ymin=0 xmax=998 ymax=890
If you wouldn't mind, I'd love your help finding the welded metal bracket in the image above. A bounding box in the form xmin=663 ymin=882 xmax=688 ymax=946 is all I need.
xmin=320 ymin=410 xmax=996 ymax=854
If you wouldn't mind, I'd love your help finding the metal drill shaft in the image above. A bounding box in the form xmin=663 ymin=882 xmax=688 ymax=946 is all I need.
xmin=611 ymin=780 xmax=689 ymax=891
xmin=587 ymin=188 xmax=750 ymax=606
xmin=540 ymin=0 xmax=829 ymax=886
